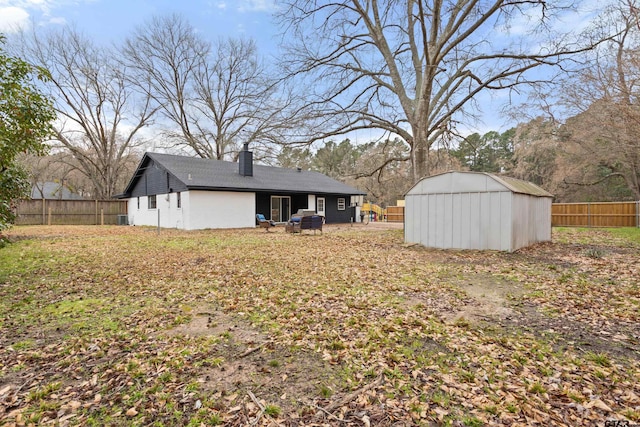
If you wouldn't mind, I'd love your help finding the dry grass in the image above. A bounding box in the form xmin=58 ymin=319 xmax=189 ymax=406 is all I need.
xmin=0 ymin=224 xmax=639 ymax=426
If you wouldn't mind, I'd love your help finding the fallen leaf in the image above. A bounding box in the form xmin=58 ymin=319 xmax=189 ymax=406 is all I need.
xmin=584 ymin=399 xmax=612 ymax=412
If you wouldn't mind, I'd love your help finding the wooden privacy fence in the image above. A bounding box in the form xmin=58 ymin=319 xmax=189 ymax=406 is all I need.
xmin=361 ymin=202 xmax=639 ymax=227
xmin=15 ymin=199 xmax=128 ymax=226
xmin=14 ymin=199 xmax=639 ymax=227
xmin=386 ymin=206 xmax=405 ymax=223
xmin=552 ymin=201 xmax=640 ymax=227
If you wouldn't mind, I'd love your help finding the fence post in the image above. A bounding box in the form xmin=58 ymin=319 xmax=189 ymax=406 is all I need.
xmin=48 ymin=207 xmax=52 ymax=226
xmin=42 ymin=199 xmax=46 ymax=225
xmin=637 ymin=201 xmax=640 ymax=228
xmin=101 ymin=209 xmax=104 ymax=226
xmin=587 ymin=203 xmax=591 ymax=228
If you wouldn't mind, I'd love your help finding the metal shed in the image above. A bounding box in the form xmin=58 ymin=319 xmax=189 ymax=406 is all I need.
xmin=405 ymin=171 xmax=553 ymax=251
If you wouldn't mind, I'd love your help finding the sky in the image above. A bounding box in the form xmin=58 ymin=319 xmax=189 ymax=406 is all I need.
xmin=0 ymin=0 xmax=612 ymax=140
xmin=0 ymin=0 xmax=515 ymax=139
xmin=0 ymin=0 xmax=282 ymax=54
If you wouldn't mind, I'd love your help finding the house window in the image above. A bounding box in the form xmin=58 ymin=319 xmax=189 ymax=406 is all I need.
xmin=176 ymin=192 xmax=181 ymax=209
xmin=148 ymin=195 xmax=157 ymax=209
xmin=337 ymin=198 xmax=346 ymax=210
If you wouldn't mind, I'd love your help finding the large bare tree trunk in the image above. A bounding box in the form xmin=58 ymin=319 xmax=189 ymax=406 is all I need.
xmin=276 ymin=0 xmax=606 ymax=183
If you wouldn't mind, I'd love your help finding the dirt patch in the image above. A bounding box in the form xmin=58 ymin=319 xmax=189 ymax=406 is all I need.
xmin=165 ymin=309 xmax=265 ymax=343
xmin=199 ymin=346 xmax=339 ymax=413
xmin=443 ymin=273 xmax=524 ymax=324
xmin=163 ymin=308 xmax=341 ymax=415
xmin=498 ymin=303 xmax=640 ymax=360
xmin=442 ymin=272 xmax=639 ymax=361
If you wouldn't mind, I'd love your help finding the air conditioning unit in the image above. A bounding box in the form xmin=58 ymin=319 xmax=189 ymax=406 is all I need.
xmin=117 ymin=215 xmax=129 ymax=225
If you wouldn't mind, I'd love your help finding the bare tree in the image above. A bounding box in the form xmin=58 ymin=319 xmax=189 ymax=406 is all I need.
xmin=558 ymin=0 xmax=640 ymax=200
xmin=15 ymin=27 xmax=155 ymax=199
xmin=350 ymin=139 xmax=412 ymax=206
xmin=276 ymin=0 xmax=605 ymax=183
xmin=510 ymin=117 xmax=561 ymax=189
xmin=123 ymin=14 xmax=304 ymax=162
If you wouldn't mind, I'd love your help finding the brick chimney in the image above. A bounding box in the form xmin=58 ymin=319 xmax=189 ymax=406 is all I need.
xmin=239 ymin=143 xmax=253 ymax=177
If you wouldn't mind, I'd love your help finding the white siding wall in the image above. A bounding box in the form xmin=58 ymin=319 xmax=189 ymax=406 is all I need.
xmin=406 ymin=191 xmax=513 ymax=250
xmin=127 ymin=198 xmax=137 ymax=226
xmin=307 ymin=195 xmax=316 ymax=211
xmin=184 ymin=191 xmax=255 ymax=230
xmin=127 ymin=193 xmax=185 ymax=228
xmin=128 ymin=196 xmax=160 ymax=227
xmin=127 ymin=191 xmax=255 ymax=230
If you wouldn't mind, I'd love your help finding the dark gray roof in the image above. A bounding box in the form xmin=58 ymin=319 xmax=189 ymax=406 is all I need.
xmin=31 ymin=182 xmax=84 ymax=200
xmin=127 ymin=152 xmax=365 ymax=196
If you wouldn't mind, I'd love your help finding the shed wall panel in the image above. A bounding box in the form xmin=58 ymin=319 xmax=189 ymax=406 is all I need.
xmin=404 ymin=194 xmax=413 ymax=242
xmin=406 ymin=191 xmax=515 ymax=250
xmin=511 ymin=194 xmax=551 ymax=250
xmin=468 ymin=193 xmax=481 ymax=249
xmin=405 ymin=172 xmax=551 ymax=251
xmin=434 ymin=194 xmax=445 ymax=248
xmin=478 ymin=193 xmax=489 ymax=249
xmin=420 ymin=195 xmax=429 ymax=245
xmin=500 ymin=192 xmax=513 ymax=250
xmin=451 ymin=193 xmax=464 ymax=248
xmin=444 ymin=194 xmax=453 ymax=248
xmin=487 ymin=192 xmax=502 ymax=250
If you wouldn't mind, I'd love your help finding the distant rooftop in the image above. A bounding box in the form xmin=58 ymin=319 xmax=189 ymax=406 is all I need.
xmin=31 ymin=182 xmax=85 ymax=200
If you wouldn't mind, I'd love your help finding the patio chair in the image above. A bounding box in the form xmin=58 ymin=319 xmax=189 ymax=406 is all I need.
xmin=256 ymin=214 xmax=276 ymax=231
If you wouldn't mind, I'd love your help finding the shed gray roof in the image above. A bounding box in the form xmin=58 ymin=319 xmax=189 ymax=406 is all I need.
xmin=406 ymin=171 xmax=553 ymax=198
xmin=490 ymin=174 xmax=553 ymax=197
xmin=123 ymin=152 xmax=365 ymax=196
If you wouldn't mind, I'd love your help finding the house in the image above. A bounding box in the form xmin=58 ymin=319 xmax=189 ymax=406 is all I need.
xmin=31 ymin=182 xmax=84 ymax=200
xmin=404 ymin=171 xmax=553 ymax=251
xmin=119 ymin=146 xmax=366 ymax=230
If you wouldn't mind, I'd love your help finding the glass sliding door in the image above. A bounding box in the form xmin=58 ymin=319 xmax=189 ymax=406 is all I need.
xmin=270 ymin=196 xmax=291 ymax=223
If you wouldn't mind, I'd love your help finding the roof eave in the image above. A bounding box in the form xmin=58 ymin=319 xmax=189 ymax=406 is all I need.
xmin=185 ymin=185 xmax=366 ymax=195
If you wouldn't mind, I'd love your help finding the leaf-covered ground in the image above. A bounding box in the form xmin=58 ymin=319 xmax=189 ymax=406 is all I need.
xmin=0 ymin=224 xmax=638 ymax=426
